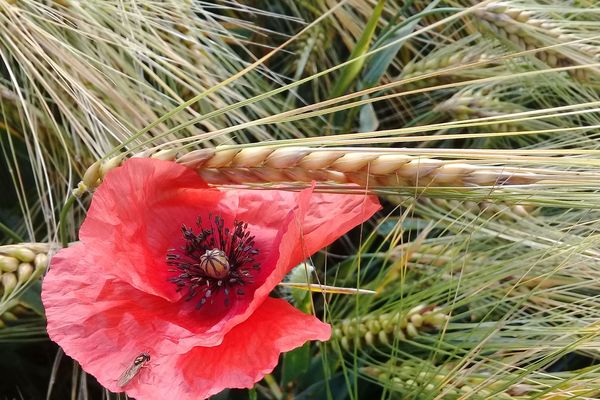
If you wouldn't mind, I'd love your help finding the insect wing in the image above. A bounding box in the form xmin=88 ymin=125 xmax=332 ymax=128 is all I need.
xmin=117 ymin=353 xmax=150 ymax=387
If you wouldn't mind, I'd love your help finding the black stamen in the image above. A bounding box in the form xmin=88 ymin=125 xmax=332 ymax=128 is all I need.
xmin=167 ymin=214 xmax=259 ymax=309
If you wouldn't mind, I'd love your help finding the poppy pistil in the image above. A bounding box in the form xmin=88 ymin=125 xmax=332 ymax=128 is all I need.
xmin=166 ymin=214 xmax=260 ymax=308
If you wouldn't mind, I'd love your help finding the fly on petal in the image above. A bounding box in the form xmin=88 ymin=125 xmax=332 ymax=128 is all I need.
xmin=117 ymin=352 xmax=151 ymax=388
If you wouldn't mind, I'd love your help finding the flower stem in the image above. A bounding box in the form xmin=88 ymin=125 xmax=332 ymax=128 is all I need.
xmin=262 ymin=374 xmax=283 ymax=400
xmin=0 ymin=221 xmax=23 ymax=243
xmin=58 ymin=195 xmax=77 ymax=248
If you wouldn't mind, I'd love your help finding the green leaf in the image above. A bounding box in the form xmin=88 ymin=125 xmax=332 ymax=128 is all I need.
xmin=330 ymin=0 xmax=387 ymax=99
xmin=18 ymin=281 xmax=44 ymax=317
xmin=281 ymin=343 xmax=311 ymax=386
xmin=358 ymin=102 xmax=379 ymax=132
xmin=377 ymin=217 xmax=431 ymax=236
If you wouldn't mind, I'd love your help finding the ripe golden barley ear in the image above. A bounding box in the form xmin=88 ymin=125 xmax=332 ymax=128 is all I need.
xmin=76 ymin=146 xmax=599 ymax=195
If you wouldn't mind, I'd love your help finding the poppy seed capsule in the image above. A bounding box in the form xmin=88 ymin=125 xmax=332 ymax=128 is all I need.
xmin=198 ymin=249 xmax=230 ymax=279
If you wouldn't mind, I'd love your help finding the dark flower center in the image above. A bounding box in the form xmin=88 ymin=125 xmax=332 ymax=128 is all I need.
xmin=166 ymin=214 xmax=260 ymax=309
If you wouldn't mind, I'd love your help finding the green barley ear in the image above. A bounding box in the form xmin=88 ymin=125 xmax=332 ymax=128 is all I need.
xmin=433 ymin=88 xmax=526 ymax=132
xmin=283 ymin=263 xmax=315 ymax=310
xmin=400 ymin=40 xmax=497 ymax=89
xmin=363 ymin=361 xmax=520 ymax=399
xmin=364 ymin=359 xmax=600 ymax=399
xmin=0 ymin=244 xmax=48 ymax=341
xmin=424 ymin=197 xmax=533 ymax=222
xmin=473 ymin=2 xmax=599 ymax=80
xmin=0 ymin=244 xmax=49 ymax=315
xmin=334 ymin=305 xmax=449 ymax=351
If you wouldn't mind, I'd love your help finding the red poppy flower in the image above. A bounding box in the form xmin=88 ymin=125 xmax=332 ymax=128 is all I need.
xmin=42 ymin=158 xmax=380 ymax=400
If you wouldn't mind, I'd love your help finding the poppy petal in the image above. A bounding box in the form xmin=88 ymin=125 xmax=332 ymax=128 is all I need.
xmin=217 ymin=186 xmax=381 ymax=335
xmin=43 ymin=242 xmax=257 ymax=356
xmin=44 ymin=245 xmax=329 ymax=400
xmin=43 ymin=158 xmax=380 ymax=399
xmin=123 ymin=297 xmax=331 ymax=400
xmin=78 ymin=158 xmax=379 ymax=342
xmin=79 ymin=158 xmax=225 ymax=302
